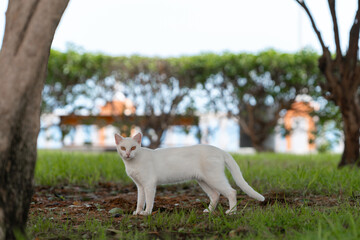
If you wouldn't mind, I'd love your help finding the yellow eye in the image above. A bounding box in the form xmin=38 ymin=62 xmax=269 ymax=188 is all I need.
xmin=121 ymin=147 xmax=126 ymax=151
xmin=131 ymin=146 xmax=136 ymax=151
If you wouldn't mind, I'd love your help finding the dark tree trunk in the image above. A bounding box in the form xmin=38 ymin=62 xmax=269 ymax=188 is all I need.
xmin=318 ymin=52 xmax=360 ymax=166
xmin=239 ymin=126 xmax=253 ymax=148
xmin=238 ymin=123 xmax=268 ymax=152
xmin=252 ymin=142 xmax=265 ymax=152
xmin=237 ymin=105 xmax=281 ymax=152
xmin=144 ymin=129 xmax=164 ymax=149
xmin=140 ymin=115 xmax=170 ymax=149
xmin=249 ymin=135 xmax=268 ymax=152
xmin=148 ymin=139 xmax=162 ymax=149
xmin=0 ymin=1 xmax=68 ymax=239
xmin=338 ymin=100 xmax=360 ymax=167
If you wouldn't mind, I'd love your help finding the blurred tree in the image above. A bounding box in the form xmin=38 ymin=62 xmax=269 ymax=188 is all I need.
xmin=202 ymin=50 xmax=323 ymax=151
xmin=44 ymin=49 xmax=113 ymax=114
xmin=112 ymin=56 xmax=198 ymax=148
xmin=44 ymin=49 xmax=113 ymax=145
xmin=46 ymin=50 xmax=327 ymax=151
xmin=295 ymin=0 xmax=360 ymax=167
xmin=0 ymin=1 xmax=68 ymax=239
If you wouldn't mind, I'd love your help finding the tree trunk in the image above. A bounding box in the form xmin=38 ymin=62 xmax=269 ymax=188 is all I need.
xmin=295 ymin=0 xmax=360 ymax=167
xmin=249 ymin=135 xmax=267 ymax=152
xmin=238 ymin=117 xmax=273 ymax=152
xmin=148 ymin=140 xmax=162 ymax=149
xmin=0 ymin=1 xmax=68 ymax=239
xmin=338 ymin=100 xmax=360 ymax=167
xmin=318 ymin=54 xmax=360 ymax=167
xmin=146 ymin=129 xmax=164 ymax=149
xmin=239 ymin=126 xmax=253 ymax=148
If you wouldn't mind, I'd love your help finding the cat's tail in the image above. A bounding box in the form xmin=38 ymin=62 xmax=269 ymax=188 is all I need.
xmin=224 ymin=153 xmax=265 ymax=201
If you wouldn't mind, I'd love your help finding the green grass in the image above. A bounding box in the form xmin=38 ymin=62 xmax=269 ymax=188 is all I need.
xmin=28 ymin=214 xmax=112 ymax=239
xmin=28 ymin=204 xmax=360 ymax=239
xmin=35 ymin=150 xmax=131 ymax=186
xmin=230 ymin=153 xmax=360 ymax=197
xmin=31 ymin=151 xmax=360 ymax=239
xmin=35 ymin=151 xmax=359 ymax=197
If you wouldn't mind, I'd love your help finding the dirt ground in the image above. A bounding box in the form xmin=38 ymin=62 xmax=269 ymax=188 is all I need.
xmin=30 ymin=182 xmax=355 ymax=224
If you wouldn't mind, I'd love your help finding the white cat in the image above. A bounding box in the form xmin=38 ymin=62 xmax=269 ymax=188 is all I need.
xmin=115 ymin=132 xmax=265 ymax=216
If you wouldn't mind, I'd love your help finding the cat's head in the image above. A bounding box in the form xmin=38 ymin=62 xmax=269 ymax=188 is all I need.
xmin=114 ymin=132 xmax=142 ymax=161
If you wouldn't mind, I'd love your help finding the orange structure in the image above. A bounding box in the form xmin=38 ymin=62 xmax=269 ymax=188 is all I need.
xmin=99 ymin=99 xmax=136 ymax=116
xmin=98 ymin=100 xmax=136 ymax=146
xmin=284 ymin=102 xmax=316 ymax=152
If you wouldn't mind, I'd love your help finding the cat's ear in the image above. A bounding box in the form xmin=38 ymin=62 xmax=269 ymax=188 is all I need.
xmin=114 ymin=133 xmax=123 ymax=145
xmin=133 ymin=132 xmax=142 ymax=145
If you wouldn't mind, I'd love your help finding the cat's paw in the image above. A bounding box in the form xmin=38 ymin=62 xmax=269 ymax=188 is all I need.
xmin=203 ymin=209 xmax=210 ymax=213
xmin=225 ymin=209 xmax=236 ymax=215
xmin=138 ymin=210 xmax=152 ymax=216
xmin=133 ymin=211 xmax=140 ymax=215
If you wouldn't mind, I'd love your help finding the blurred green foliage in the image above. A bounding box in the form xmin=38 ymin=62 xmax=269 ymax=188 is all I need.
xmin=44 ymin=48 xmax=340 ymax=150
xmin=44 ymin=49 xmax=112 ymax=113
xmin=198 ymin=50 xmax=326 ymax=150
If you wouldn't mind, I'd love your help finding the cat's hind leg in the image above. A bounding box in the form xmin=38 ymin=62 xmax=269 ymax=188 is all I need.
xmin=198 ymin=180 xmax=220 ymax=213
xmin=205 ymin=178 xmax=237 ymax=215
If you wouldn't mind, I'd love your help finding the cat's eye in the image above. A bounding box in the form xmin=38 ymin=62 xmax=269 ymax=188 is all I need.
xmin=120 ymin=146 xmax=126 ymax=151
xmin=131 ymin=146 xmax=136 ymax=151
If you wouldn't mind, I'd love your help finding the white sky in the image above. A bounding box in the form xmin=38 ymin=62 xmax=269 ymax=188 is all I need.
xmin=0 ymin=0 xmax=358 ymax=57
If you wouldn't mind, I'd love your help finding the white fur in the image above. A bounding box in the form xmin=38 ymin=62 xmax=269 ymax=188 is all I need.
xmin=115 ymin=133 xmax=265 ymax=216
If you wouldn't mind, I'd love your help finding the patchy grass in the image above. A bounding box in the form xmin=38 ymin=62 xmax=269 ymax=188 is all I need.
xmin=30 ymin=151 xmax=360 ymax=239
xmin=231 ymin=153 xmax=360 ymax=197
xmin=35 ymin=150 xmax=130 ymax=186
xmin=36 ymin=151 xmax=359 ymax=197
xmin=28 ymin=198 xmax=360 ymax=240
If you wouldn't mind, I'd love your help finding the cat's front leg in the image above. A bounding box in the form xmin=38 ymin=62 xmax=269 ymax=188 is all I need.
xmin=138 ymin=184 xmax=156 ymax=216
xmin=133 ymin=184 xmax=145 ymax=215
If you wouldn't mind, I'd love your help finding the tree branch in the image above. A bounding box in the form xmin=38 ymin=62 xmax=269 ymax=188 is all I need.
xmin=246 ymin=103 xmax=255 ymax=133
xmin=346 ymin=0 xmax=360 ymax=66
xmin=328 ymin=0 xmax=342 ymax=61
xmin=295 ymin=0 xmax=328 ymax=53
xmin=236 ymin=115 xmax=252 ymax=137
